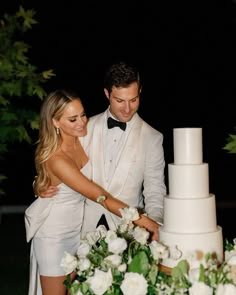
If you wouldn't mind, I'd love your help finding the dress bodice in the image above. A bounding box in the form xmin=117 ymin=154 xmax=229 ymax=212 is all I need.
xmin=25 ymin=160 xmax=92 ymax=243
xmin=47 ymin=160 xmax=92 ymax=202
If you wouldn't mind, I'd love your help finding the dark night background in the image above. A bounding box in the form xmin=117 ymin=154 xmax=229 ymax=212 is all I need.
xmin=0 ymin=1 xmax=235 ymax=213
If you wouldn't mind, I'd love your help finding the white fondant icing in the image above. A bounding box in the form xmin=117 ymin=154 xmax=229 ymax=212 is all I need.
xmin=162 ymin=194 xmax=217 ymax=233
xmin=159 ymin=127 xmax=223 ymax=269
xmin=168 ymin=163 xmax=209 ymax=198
xmin=159 ymin=226 xmax=223 ymax=268
xmin=174 ymin=128 xmax=202 ymax=164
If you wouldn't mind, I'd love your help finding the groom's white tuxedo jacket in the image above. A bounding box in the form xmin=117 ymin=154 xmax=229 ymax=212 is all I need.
xmin=80 ymin=109 xmax=166 ymax=235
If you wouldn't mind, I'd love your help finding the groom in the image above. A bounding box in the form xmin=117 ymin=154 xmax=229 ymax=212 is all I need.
xmin=79 ymin=61 xmax=166 ymax=235
xmin=41 ymin=61 xmax=166 ymax=235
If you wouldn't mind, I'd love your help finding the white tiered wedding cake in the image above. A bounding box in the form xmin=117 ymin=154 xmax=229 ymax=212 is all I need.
xmin=159 ymin=128 xmax=223 ymax=268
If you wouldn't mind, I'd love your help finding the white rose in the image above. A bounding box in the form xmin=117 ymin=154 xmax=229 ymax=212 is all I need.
xmin=105 ymin=230 xmax=117 ymax=243
xmin=118 ymin=222 xmax=129 ymax=233
xmin=96 ymin=225 xmax=107 ymax=238
xmin=120 ymin=272 xmax=148 ymax=295
xmin=228 ymin=255 xmax=236 ymax=266
xmin=225 ymin=251 xmax=236 ymax=266
xmin=108 ymin=237 xmax=127 ymax=254
xmin=233 ymin=238 xmax=236 ymax=246
xmin=133 ymin=226 xmax=149 ymax=245
xmin=118 ymin=263 xmax=127 ymax=272
xmin=105 ymin=254 xmax=122 ymax=266
xmin=188 ymin=268 xmax=200 ymax=284
xmin=189 ymin=282 xmax=213 ymax=295
xmin=85 ymin=230 xmax=100 ymax=245
xmin=119 ymin=207 xmax=140 ymax=222
xmin=60 ymin=251 xmax=77 ymax=275
xmin=216 ymin=283 xmax=236 ymax=295
xmin=87 ymin=269 xmax=113 ymax=295
xmin=149 ymin=240 xmax=169 ymax=261
xmin=77 ymin=242 xmax=91 ymax=258
xmin=78 ymin=257 xmax=91 ymax=271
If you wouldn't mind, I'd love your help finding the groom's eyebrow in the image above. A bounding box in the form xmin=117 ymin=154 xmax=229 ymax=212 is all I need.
xmin=114 ymin=95 xmax=139 ymax=101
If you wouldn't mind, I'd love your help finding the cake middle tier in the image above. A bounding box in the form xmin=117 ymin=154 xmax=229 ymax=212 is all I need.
xmin=168 ymin=163 xmax=209 ymax=198
xmin=162 ymin=194 xmax=217 ymax=233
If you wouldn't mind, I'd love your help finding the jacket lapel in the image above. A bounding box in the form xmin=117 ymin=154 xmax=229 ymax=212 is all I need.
xmin=90 ymin=115 xmax=107 ymax=187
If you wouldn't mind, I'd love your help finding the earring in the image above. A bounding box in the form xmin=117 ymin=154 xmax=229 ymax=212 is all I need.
xmin=56 ymin=127 xmax=60 ymax=135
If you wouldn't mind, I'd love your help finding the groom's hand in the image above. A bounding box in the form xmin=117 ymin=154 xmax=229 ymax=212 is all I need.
xmin=39 ymin=185 xmax=58 ymax=198
xmin=134 ymin=214 xmax=160 ymax=241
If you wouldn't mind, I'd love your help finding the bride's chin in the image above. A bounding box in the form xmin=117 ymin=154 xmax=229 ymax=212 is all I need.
xmin=76 ymin=130 xmax=87 ymax=137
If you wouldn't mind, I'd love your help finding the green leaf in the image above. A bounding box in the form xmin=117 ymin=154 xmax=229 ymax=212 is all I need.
xmin=171 ymin=259 xmax=188 ymax=280
xmin=68 ymin=284 xmax=79 ymax=295
xmin=42 ymin=69 xmax=56 ymax=79
xmin=128 ymin=250 xmax=149 ymax=275
xmin=16 ymin=6 xmax=38 ymax=30
xmin=80 ymin=282 xmax=89 ymax=294
xmin=223 ymin=133 xmax=236 ymax=153
xmin=63 ymin=275 xmax=72 ymax=290
xmin=148 ymin=263 xmax=158 ymax=285
xmin=198 ymin=264 xmax=206 ymax=282
xmin=100 ymin=238 xmax=108 ymax=253
xmin=0 ymin=96 xmax=10 ymax=106
xmin=225 ymin=239 xmax=234 ymax=251
xmin=30 ymin=116 xmax=40 ymax=130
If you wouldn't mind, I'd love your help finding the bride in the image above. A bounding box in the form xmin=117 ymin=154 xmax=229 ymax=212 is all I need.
xmin=24 ymin=89 xmax=159 ymax=295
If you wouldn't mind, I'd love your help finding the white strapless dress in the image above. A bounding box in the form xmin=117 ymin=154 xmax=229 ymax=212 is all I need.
xmin=25 ymin=164 xmax=90 ymax=295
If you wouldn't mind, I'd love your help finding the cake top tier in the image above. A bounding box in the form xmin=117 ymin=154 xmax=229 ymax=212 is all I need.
xmin=174 ymin=128 xmax=202 ymax=164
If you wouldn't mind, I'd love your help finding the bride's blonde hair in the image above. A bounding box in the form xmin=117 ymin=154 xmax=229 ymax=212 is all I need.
xmin=34 ymin=89 xmax=81 ymax=195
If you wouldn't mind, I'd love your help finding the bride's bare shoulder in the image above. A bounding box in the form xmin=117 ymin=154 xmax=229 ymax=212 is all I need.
xmin=47 ymin=150 xmax=72 ymax=168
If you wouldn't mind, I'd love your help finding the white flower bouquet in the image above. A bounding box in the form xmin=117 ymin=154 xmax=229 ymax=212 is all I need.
xmin=61 ymin=208 xmax=236 ymax=295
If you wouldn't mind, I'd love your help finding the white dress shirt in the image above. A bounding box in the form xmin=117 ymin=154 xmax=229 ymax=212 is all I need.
xmin=104 ymin=110 xmax=134 ymax=184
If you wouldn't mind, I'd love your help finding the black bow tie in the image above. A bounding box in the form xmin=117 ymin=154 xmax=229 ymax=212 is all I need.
xmin=107 ymin=117 xmax=126 ymax=131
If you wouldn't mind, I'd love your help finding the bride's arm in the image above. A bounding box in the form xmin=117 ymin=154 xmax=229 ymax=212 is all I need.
xmin=46 ymin=155 xmax=159 ymax=240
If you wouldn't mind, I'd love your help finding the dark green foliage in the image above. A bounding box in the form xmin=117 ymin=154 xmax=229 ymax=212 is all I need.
xmin=223 ymin=132 xmax=236 ymax=154
xmin=0 ymin=6 xmax=55 ymax=192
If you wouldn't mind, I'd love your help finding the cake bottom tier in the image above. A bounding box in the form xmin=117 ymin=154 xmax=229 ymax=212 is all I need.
xmin=159 ymin=226 xmax=223 ymax=269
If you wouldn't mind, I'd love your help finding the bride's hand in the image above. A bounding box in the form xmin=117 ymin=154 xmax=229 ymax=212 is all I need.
xmin=39 ymin=185 xmax=58 ymax=198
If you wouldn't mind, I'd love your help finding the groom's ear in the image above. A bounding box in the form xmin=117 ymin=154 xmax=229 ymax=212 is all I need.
xmin=104 ymin=88 xmax=109 ymax=99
